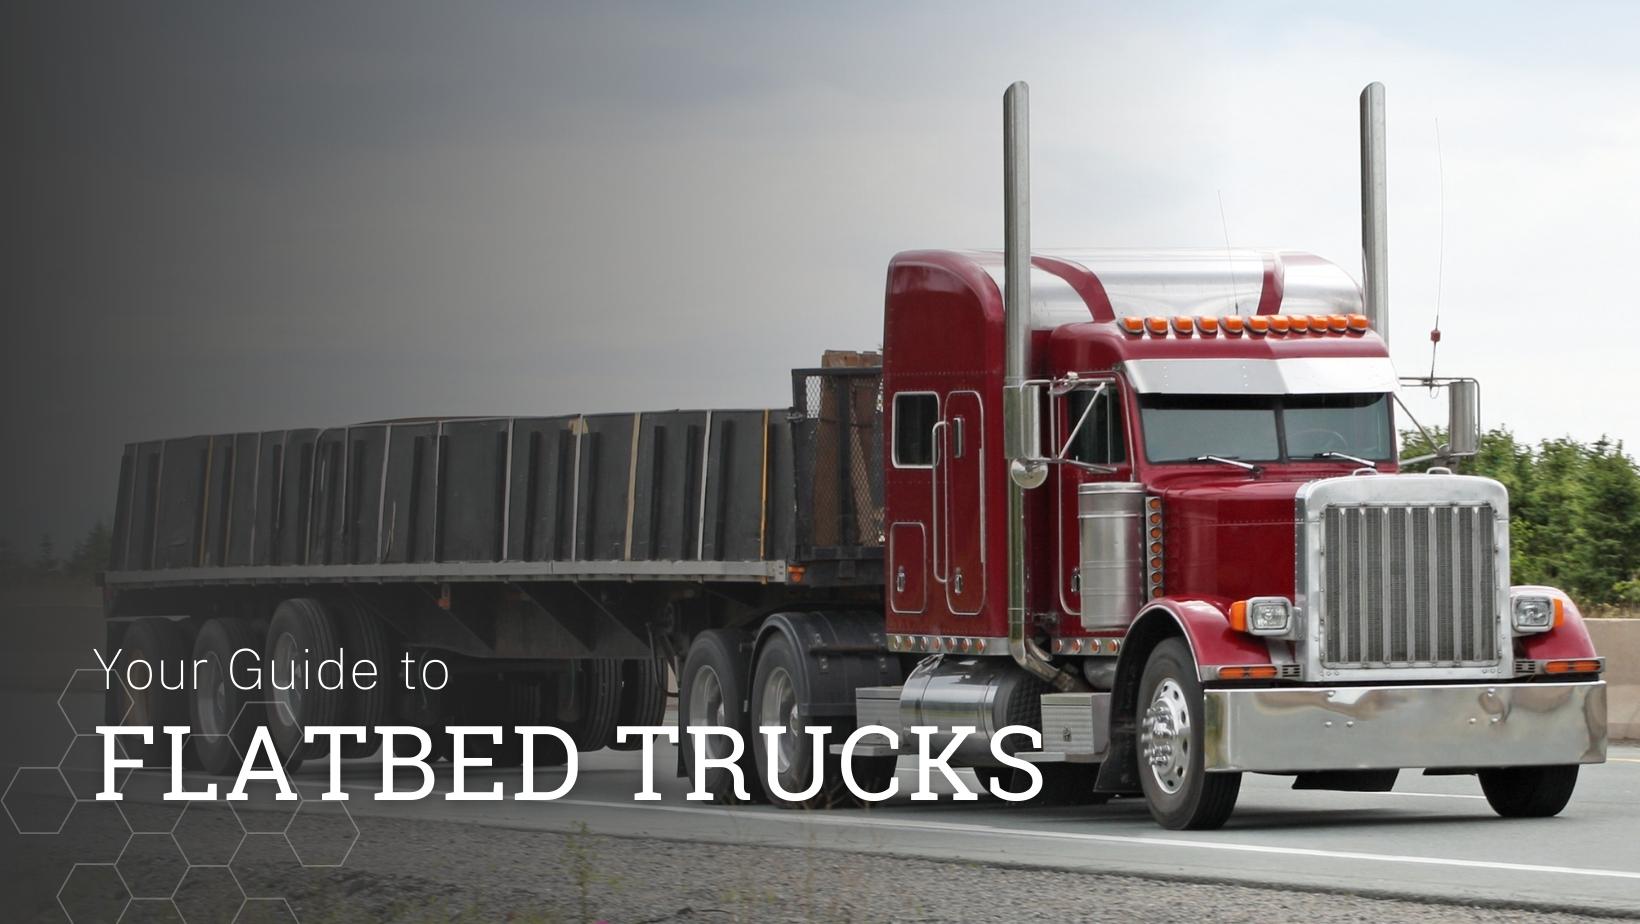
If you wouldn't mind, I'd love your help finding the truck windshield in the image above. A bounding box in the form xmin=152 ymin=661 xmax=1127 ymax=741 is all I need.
xmin=1139 ymin=393 xmax=1392 ymax=464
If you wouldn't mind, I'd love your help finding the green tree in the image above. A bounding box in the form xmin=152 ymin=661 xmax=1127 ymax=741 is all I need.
xmin=33 ymin=534 xmax=58 ymax=576
xmin=1575 ymin=439 xmax=1640 ymax=604
xmin=1397 ymin=427 xmax=1640 ymax=608
xmin=67 ymin=520 xmax=113 ymax=583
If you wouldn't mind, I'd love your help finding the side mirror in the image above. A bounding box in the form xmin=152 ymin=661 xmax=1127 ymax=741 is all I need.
xmin=1005 ymin=383 xmax=1049 ymax=489
xmin=1447 ymin=378 xmax=1480 ymax=458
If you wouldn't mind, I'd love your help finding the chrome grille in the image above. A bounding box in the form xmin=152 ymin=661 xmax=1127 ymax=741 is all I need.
xmin=1321 ymin=503 xmax=1498 ymax=668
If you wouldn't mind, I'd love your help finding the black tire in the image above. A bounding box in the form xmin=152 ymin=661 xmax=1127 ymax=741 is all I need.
xmin=1136 ymin=638 xmax=1241 ymax=830
xmin=393 ymin=669 xmax=453 ymax=763
xmin=477 ymin=673 xmax=568 ymax=769
xmin=678 ymin=629 xmax=763 ymax=803
xmin=1479 ymin=764 xmax=1579 ymax=818
xmin=332 ymin=600 xmax=392 ymax=759
xmin=190 ymin=617 xmax=263 ymax=775
xmin=749 ymin=632 xmax=849 ymax=809
xmin=607 ymin=657 xmax=668 ymax=750
xmin=264 ymin=598 xmax=344 ymax=769
xmin=563 ymin=659 xmax=621 ymax=753
xmin=115 ymin=618 xmax=193 ymax=766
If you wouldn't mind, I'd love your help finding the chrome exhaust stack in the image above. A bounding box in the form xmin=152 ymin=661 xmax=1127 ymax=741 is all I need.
xmin=1360 ymin=81 xmax=1389 ymax=346
xmin=1001 ymin=81 xmax=1084 ymax=693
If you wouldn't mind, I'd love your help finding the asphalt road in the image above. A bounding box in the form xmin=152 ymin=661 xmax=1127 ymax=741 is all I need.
xmin=325 ymin=742 xmax=1640 ymax=916
xmin=26 ymin=700 xmax=1633 ymax=919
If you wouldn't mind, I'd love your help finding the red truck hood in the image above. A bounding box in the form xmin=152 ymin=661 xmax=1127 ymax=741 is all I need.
xmin=1154 ymin=475 xmax=1314 ymax=604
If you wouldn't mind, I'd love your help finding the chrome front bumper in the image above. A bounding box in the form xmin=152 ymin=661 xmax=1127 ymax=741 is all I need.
xmin=1203 ymin=681 xmax=1606 ymax=773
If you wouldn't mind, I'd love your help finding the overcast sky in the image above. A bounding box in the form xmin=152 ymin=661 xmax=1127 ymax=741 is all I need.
xmin=4 ymin=1 xmax=1639 ymax=551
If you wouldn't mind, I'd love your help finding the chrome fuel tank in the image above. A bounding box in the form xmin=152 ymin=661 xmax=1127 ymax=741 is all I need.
xmin=898 ymin=657 xmax=1047 ymax=765
xmin=1078 ymin=482 xmax=1145 ymax=630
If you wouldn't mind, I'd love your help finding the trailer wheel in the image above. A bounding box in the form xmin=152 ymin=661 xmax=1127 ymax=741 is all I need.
xmin=750 ymin=632 xmax=848 ymax=809
xmin=332 ymin=600 xmax=391 ymax=759
xmin=394 ymin=673 xmax=452 ymax=762
xmin=563 ymin=659 xmax=621 ymax=752
xmin=477 ymin=673 xmax=567 ymax=769
xmin=679 ymin=629 xmax=763 ymax=804
xmin=190 ymin=617 xmax=262 ymax=775
xmin=115 ymin=618 xmax=193 ymax=766
xmin=264 ymin=598 xmax=344 ymax=769
xmin=607 ymin=657 xmax=667 ymax=750
xmin=1136 ymin=638 xmax=1240 ymax=830
xmin=1479 ymin=764 xmax=1580 ymax=818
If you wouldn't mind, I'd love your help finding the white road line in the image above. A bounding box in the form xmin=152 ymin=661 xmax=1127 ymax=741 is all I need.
xmin=1351 ymin=790 xmax=1486 ymax=801
xmin=554 ymin=797 xmax=1640 ymax=883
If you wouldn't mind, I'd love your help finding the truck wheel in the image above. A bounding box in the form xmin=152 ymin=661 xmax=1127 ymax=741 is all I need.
xmin=190 ymin=617 xmax=262 ymax=775
xmin=607 ymin=657 xmax=667 ymax=750
xmin=1136 ymin=638 xmax=1240 ymax=830
xmin=564 ymin=659 xmax=621 ymax=752
xmin=332 ymin=600 xmax=391 ymax=759
xmin=114 ymin=618 xmax=193 ymax=765
xmin=679 ymin=629 xmax=763 ymax=803
xmin=264 ymin=598 xmax=344 ymax=769
xmin=750 ymin=632 xmax=847 ymax=809
xmin=1479 ymin=765 xmax=1579 ymax=818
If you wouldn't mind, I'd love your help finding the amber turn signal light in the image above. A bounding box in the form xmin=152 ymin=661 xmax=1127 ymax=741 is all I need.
xmin=1218 ymin=665 xmax=1280 ymax=680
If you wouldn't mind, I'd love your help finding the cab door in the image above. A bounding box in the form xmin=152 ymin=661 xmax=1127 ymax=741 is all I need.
xmin=940 ymin=390 xmax=986 ymax=615
xmin=1055 ymin=381 xmax=1130 ymax=616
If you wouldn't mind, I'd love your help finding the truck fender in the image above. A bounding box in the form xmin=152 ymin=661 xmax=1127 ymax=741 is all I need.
xmin=1094 ymin=598 xmax=1268 ymax=794
xmin=752 ymin=611 xmax=904 ymax=720
xmin=1513 ymin=585 xmax=1601 ymax=661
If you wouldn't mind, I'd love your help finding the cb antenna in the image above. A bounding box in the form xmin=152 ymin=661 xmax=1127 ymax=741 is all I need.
xmin=1427 ymin=116 xmax=1446 ymax=388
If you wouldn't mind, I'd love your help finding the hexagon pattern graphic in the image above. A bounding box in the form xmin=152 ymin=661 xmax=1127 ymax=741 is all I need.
xmin=284 ymin=799 xmax=360 ymax=868
xmin=24 ymin=667 xmax=379 ymax=924
xmin=60 ymin=667 xmax=133 ymax=735
xmin=118 ymin=771 xmax=189 ymax=835
xmin=4 ymin=764 xmax=78 ymax=833
xmin=234 ymin=898 xmax=300 ymax=924
xmin=59 ymin=797 xmax=134 ymax=864
xmin=64 ymin=734 xmax=133 ymax=801
xmin=58 ymin=862 xmax=130 ymax=924
xmin=119 ymin=897 xmax=187 ymax=923
xmin=231 ymin=834 xmax=304 ymax=901
xmin=173 ymin=866 xmax=245 ymax=924
xmin=173 ymin=801 xmax=246 ymax=867
xmin=118 ymin=832 xmax=191 ymax=899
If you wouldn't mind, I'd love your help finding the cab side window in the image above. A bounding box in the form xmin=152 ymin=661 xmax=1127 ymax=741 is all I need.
xmin=892 ymin=392 xmax=938 ymax=467
xmin=1066 ymin=387 xmax=1126 ymax=465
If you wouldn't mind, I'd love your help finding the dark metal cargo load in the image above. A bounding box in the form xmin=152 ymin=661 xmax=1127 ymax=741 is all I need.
xmin=105 ymin=368 xmax=883 ymax=588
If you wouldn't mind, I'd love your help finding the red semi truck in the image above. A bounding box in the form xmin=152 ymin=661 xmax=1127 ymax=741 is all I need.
xmin=102 ymin=82 xmax=1606 ymax=829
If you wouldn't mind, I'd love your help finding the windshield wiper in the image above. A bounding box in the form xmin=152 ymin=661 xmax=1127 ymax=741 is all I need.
xmin=1312 ymin=451 xmax=1377 ymax=469
xmin=1192 ymin=455 xmax=1262 ymax=476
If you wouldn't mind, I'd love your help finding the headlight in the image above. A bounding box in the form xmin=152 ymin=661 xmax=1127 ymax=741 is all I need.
xmin=1511 ymin=594 xmax=1561 ymax=634
xmin=1231 ymin=596 xmax=1295 ymax=637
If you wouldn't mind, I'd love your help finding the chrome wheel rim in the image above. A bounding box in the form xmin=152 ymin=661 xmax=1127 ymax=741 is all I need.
xmin=1140 ymin=678 xmax=1191 ymax=795
xmin=272 ymin=632 xmax=303 ymax=728
xmin=687 ymin=666 xmax=730 ymax=761
xmin=198 ymin=651 xmax=229 ymax=736
xmin=758 ymin=666 xmax=799 ymax=776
